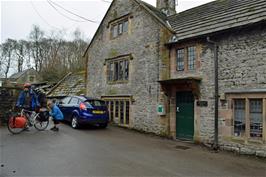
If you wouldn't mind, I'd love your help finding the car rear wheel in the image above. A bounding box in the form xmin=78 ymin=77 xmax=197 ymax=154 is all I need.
xmin=71 ymin=116 xmax=79 ymax=129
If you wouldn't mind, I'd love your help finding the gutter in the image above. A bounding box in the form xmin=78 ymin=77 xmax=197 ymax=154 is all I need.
xmin=207 ymin=36 xmax=219 ymax=151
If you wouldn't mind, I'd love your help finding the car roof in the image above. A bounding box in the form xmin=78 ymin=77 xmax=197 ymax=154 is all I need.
xmin=70 ymin=95 xmax=103 ymax=102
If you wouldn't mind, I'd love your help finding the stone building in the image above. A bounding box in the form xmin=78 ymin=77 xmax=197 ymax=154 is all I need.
xmin=9 ymin=68 xmax=42 ymax=85
xmin=84 ymin=0 xmax=172 ymax=133
xmin=84 ymin=0 xmax=266 ymax=155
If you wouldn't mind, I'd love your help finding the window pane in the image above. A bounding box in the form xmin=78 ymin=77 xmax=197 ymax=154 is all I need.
xmin=69 ymin=97 xmax=79 ymax=105
xmin=177 ymin=49 xmax=184 ymax=71
xmin=125 ymin=101 xmax=130 ymax=125
xmin=107 ymin=63 xmax=111 ymax=81
xmin=107 ymin=62 xmax=114 ymax=81
xmin=115 ymin=101 xmax=119 ymax=117
xmin=124 ymin=60 xmax=129 ymax=80
xmin=114 ymin=62 xmax=119 ymax=81
xmin=118 ymin=23 xmax=123 ymax=34
xmin=250 ymin=99 xmax=263 ymax=139
xmin=112 ymin=25 xmax=118 ymax=38
xmin=62 ymin=97 xmax=71 ymax=104
xmin=188 ymin=46 xmax=196 ymax=70
xmin=123 ymin=20 xmax=128 ymax=33
xmin=120 ymin=101 xmax=124 ymax=124
xmin=234 ymin=99 xmax=245 ymax=137
xmin=118 ymin=61 xmax=124 ymax=80
xmin=110 ymin=101 xmax=114 ymax=121
xmin=85 ymin=100 xmax=105 ymax=106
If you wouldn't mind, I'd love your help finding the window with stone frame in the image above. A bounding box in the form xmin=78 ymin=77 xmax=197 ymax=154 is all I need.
xmin=232 ymin=97 xmax=264 ymax=140
xmin=106 ymin=57 xmax=129 ymax=83
xmin=103 ymin=98 xmax=131 ymax=126
xmin=111 ymin=18 xmax=129 ymax=39
xmin=176 ymin=46 xmax=197 ymax=72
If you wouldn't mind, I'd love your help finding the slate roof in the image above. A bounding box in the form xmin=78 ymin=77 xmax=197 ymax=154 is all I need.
xmin=9 ymin=68 xmax=35 ymax=79
xmin=47 ymin=71 xmax=86 ymax=98
xmin=139 ymin=0 xmax=167 ymax=22
xmin=167 ymin=0 xmax=266 ymax=41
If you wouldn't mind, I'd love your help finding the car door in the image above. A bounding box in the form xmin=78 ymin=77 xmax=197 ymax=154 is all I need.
xmin=62 ymin=97 xmax=76 ymax=121
xmin=58 ymin=97 xmax=71 ymax=120
xmin=66 ymin=97 xmax=80 ymax=120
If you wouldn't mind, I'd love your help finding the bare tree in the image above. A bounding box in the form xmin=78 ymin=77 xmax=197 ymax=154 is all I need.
xmin=0 ymin=39 xmax=15 ymax=78
xmin=29 ymin=25 xmax=44 ymax=72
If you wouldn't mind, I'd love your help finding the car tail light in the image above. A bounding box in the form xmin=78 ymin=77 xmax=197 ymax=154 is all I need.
xmin=79 ymin=103 xmax=87 ymax=111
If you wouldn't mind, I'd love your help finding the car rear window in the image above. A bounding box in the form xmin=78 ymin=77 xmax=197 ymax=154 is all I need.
xmin=85 ymin=100 xmax=106 ymax=107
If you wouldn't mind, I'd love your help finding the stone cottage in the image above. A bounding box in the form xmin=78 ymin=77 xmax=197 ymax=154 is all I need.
xmin=84 ymin=0 xmax=172 ymax=133
xmin=84 ymin=0 xmax=266 ymax=155
xmin=9 ymin=68 xmax=42 ymax=85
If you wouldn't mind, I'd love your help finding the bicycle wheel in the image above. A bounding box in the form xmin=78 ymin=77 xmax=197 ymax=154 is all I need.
xmin=7 ymin=116 xmax=26 ymax=134
xmin=34 ymin=115 xmax=49 ymax=131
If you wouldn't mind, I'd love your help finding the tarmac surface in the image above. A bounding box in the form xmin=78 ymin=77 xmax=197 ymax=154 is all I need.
xmin=0 ymin=124 xmax=265 ymax=177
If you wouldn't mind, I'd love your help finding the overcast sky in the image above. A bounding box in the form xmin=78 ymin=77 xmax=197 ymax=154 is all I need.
xmin=1 ymin=0 xmax=214 ymax=43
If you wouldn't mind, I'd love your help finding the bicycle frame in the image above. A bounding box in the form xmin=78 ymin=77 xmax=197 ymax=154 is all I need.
xmin=20 ymin=109 xmax=40 ymax=125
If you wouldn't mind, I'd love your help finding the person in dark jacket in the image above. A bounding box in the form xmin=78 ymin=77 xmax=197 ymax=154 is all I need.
xmin=47 ymin=100 xmax=64 ymax=131
xmin=16 ymin=83 xmax=40 ymax=111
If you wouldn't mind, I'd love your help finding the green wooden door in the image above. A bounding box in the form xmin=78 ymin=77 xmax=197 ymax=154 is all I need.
xmin=176 ymin=92 xmax=194 ymax=140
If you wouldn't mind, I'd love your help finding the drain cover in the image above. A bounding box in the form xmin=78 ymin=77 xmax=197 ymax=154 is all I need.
xmin=175 ymin=145 xmax=190 ymax=150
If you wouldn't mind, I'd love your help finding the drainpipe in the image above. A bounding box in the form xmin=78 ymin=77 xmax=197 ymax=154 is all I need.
xmin=207 ymin=37 xmax=219 ymax=150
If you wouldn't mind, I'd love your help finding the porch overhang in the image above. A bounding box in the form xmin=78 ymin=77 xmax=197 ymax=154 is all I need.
xmin=158 ymin=77 xmax=202 ymax=98
xmin=158 ymin=77 xmax=202 ymax=85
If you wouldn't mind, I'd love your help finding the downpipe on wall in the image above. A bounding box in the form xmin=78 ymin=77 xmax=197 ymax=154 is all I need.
xmin=207 ymin=36 xmax=219 ymax=151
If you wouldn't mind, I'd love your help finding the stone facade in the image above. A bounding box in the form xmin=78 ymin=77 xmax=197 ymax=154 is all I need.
xmin=85 ymin=0 xmax=266 ymax=156
xmin=168 ymin=23 xmax=266 ymax=155
xmin=9 ymin=68 xmax=42 ymax=84
xmin=85 ymin=0 xmax=171 ymax=135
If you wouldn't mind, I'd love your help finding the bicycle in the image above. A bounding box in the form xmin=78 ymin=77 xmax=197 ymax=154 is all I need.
xmin=7 ymin=108 xmax=50 ymax=134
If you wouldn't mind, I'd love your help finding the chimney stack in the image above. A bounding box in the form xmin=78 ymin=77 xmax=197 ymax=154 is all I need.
xmin=156 ymin=0 xmax=177 ymax=16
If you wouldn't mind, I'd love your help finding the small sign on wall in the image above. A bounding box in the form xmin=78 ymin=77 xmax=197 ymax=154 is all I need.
xmin=197 ymin=101 xmax=208 ymax=107
xmin=157 ymin=104 xmax=166 ymax=116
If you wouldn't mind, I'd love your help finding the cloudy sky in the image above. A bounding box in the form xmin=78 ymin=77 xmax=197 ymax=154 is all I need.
xmin=1 ymin=0 xmax=214 ymax=43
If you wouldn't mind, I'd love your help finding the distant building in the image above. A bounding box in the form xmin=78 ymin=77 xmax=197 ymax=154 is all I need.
xmin=9 ymin=68 xmax=43 ymax=85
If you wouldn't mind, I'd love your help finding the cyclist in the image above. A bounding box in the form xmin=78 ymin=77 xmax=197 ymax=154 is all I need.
xmin=16 ymin=83 xmax=40 ymax=129
xmin=16 ymin=83 xmax=40 ymax=110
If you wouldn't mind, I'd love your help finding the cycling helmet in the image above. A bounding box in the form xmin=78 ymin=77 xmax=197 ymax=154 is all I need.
xmin=23 ymin=83 xmax=31 ymax=88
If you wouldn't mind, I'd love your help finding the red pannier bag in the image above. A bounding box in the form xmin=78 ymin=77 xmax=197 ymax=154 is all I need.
xmin=9 ymin=116 xmax=27 ymax=128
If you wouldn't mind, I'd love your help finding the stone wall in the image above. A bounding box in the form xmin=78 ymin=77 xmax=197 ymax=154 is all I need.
xmin=86 ymin=0 xmax=171 ymax=135
xmin=0 ymin=87 xmax=21 ymax=126
xmin=199 ymin=23 xmax=266 ymax=155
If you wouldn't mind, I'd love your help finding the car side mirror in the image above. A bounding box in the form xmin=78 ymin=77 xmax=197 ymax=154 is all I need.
xmin=58 ymin=101 xmax=63 ymax=105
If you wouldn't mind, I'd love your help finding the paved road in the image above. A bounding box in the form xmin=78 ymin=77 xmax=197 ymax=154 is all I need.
xmin=0 ymin=124 xmax=265 ymax=177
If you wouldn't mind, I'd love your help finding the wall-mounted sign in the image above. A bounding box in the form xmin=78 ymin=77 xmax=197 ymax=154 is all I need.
xmin=197 ymin=101 xmax=208 ymax=107
xmin=157 ymin=104 xmax=166 ymax=116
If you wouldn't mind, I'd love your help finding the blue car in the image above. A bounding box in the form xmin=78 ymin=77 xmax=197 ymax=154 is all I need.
xmin=58 ymin=96 xmax=109 ymax=129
